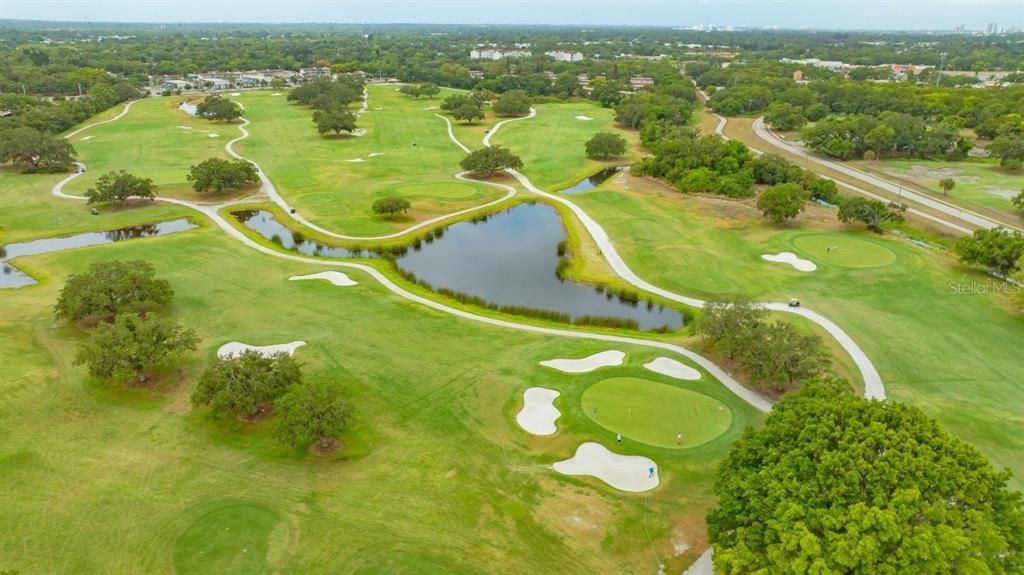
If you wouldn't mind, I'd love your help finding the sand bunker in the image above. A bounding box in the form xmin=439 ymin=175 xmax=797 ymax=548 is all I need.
xmin=368 ymin=152 xmax=385 ymax=157
xmin=762 ymin=252 xmax=816 ymax=272
xmin=374 ymin=107 xmax=384 ymax=110
xmin=424 ymin=106 xmax=439 ymax=110
xmin=351 ymin=128 xmax=367 ymax=137
xmin=80 ymin=135 xmax=95 ymax=141
xmin=345 ymin=158 xmax=366 ymax=163
xmin=289 ymin=271 xmax=358 ymax=287
xmin=230 ymin=92 xmax=241 ymax=96
xmin=553 ymin=442 xmax=659 ymax=492
xmin=176 ymin=125 xmax=192 ymax=130
xmin=271 ymin=92 xmax=282 ymax=96
xmin=540 ymin=350 xmax=625 ymax=373
xmin=516 ymin=387 xmax=561 ymax=436
xmin=207 ymin=133 xmax=219 ymax=138
xmin=575 ymin=115 xmax=594 ymax=121
xmin=643 ymin=357 xmax=701 ymax=381
xmin=217 ymin=341 xmax=306 ymax=360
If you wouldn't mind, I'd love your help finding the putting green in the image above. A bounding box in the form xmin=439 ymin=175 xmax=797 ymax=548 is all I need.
xmin=792 ymin=233 xmax=896 ymax=268
xmin=581 ymin=377 xmax=732 ymax=448
xmin=173 ymin=503 xmax=280 ymax=575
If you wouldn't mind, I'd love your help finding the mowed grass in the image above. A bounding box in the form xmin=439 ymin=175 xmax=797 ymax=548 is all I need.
xmin=488 ymin=100 xmax=640 ymax=191
xmin=0 ymin=166 xmax=192 ymax=244
xmin=858 ymin=158 xmax=1023 ymax=218
xmin=0 ymin=222 xmax=761 ymax=574
xmin=582 ymin=377 xmax=733 ymax=449
xmin=233 ymin=85 xmax=503 ymax=236
xmin=569 ymin=175 xmax=1024 ymax=488
xmin=63 ymin=96 xmax=233 ymax=197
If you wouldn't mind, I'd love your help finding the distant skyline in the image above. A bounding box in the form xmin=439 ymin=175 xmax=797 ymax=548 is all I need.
xmin=1 ymin=0 xmax=1022 ymax=31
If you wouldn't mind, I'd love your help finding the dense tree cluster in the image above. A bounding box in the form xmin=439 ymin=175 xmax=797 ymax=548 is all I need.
xmin=709 ymin=378 xmax=1024 ymax=574
xmin=187 ymin=158 xmax=260 ymax=194
xmin=0 ymin=126 xmax=76 ymax=172
xmin=55 ymin=260 xmax=174 ymax=324
xmin=75 ymin=313 xmax=198 ymax=384
xmin=398 ymin=83 xmax=440 ymax=98
xmin=584 ymin=132 xmax=627 ymax=160
xmin=194 ymin=94 xmax=243 ymax=122
xmin=698 ymin=300 xmax=827 ymax=393
xmin=459 ymin=145 xmax=523 ymax=176
xmin=955 ymin=227 xmax=1024 ymax=276
xmin=837 ymin=197 xmax=907 ymax=233
xmin=192 ymin=350 xmax=302 ymax=419
xmin=799 ymin=112 xmax=961 ymax=160
xmin=492 ymin=89 xmax=531 ymax=117
xmin=85 ymin=170 xmax=157 ymax=204
xmin=287 ymin=76 xmax=363 ymax=136
xmin=372 ymin=196 xmax=411 ymax=218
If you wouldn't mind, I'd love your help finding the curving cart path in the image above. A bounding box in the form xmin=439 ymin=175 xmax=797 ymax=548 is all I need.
xmin=478 ymin=107 xmax=885 ymax=401
xmin=221 ymin=96 xmax=517 ymax=242
xmin=49 ymin=100 xmax=774 ymax=413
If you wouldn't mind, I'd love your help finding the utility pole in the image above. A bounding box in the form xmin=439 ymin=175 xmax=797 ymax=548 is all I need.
xmin=936 ymin=52 xmax=948 ymax=86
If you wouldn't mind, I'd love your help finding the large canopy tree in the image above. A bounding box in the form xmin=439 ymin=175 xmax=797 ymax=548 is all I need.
xmin=0 ymin=126 xmax=76 ymax=172
xmin=459 ymin=145 xmax=523 ymax=176
xmin=85 ymin=170 xmax=157 ymax=204
xmin=74 ymin=313 xmax=198 ymax=384
xmin=708 ymin=378 xmax=1024 ymax=574
xmin=187 ymin=158 xmax=260 ymax=194
xmin=274 ymin=380 xmax=350 ymax=453
xmin=55 ymin=260 xmax=173 ymax=323
xmin=192 ymin=350 xmax=301 ymax=419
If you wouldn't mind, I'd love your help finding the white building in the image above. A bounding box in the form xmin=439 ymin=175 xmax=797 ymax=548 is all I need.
xmin=629 ymin=76 xmax=655 ymax=89
xmin=236 ymin=73 xmax=272 ymax=87
xmin=195 ymin=75 xmax=230 ymax=89
xmin=545 ymin=50 xmax=584 ymax=62
xmin=470 ymin=48 xmax=532 ymax=60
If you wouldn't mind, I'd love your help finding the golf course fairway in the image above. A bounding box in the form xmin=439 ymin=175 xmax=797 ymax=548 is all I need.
xmin=582 ymin=377 xmax=733 ymax=448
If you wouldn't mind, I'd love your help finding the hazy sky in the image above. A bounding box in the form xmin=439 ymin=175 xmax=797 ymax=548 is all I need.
xmin=1 ymin=0 xmax=1022 ymax=30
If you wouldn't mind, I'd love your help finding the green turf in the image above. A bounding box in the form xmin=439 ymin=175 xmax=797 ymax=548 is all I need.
xmin=487 ymin=100 xmax=639 ymax=191
xmin=173 ymin=502 xmax=280 ymax=575
xmin=582 ymin=377 xmax=733 ymax=448
xmin=232 ymin=86 xmax=504 ymax=235
xmin=0 ymin=165 xmax=192 ymax=244
xmin=571 ymin=180 xmax=1024 ymax=488
xmin=0 ymin=221 xmax=760 ymax=574
xmin=791 ymin=233 xmax=898 ymax=268
xmin=63 ymin=97 xmax=232 ymax=197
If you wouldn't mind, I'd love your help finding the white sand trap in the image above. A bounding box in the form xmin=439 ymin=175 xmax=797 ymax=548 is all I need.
xmin=207 ymin=133 xmax=219 ymax=138
xmin=540 ymin=350 xmax=625 ymax=373
xmin=553 ymin=442 xmax=659 ymax=492
xmin=575 ymin=115 xmax=595 ymax=121
xmin=643 ymin=357 xmax=702 ymax=381
xmin=374 ymin=107 xmax=384 ymax=110
xmin=345 ymin=158 xmax=366 ymax=163
xmin=367 ymin=152 xmax=385 ymax=157
xmin=289 ymin=271 xmax=358 ymax=287
xmin=762 ymin=252 xmax=816 ymax=272
xmin=351 ymin=128 xmax=367 ymax=137
xmin=271 ymin=92 xmax=282 ymax=96
xmin=217 ymin=341 xmax=306 ymax=360
xmin=80 ymin=135 xmax=95 ymax=141
xmin=424 ymin=106 xmax=439 ymax=110
xmin=516 ymin=387 xmax=561 ymax=436
xmin=175 ymin=125 xmax=192 ymax=130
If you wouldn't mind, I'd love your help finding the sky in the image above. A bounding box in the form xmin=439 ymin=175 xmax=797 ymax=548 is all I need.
xmin=0 ymin=0 xmax=1022 ymax=31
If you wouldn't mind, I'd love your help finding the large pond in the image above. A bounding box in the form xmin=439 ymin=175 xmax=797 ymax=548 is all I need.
xmin=395 ymin=203 xmax=684 ymax=331
xmin=1 ymin=218 xmax=197 ymax=289
xmin=234 ymin=206 xmax=683 ymax=331
xmin=560 ymin=166 xmax=622 ymax=194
